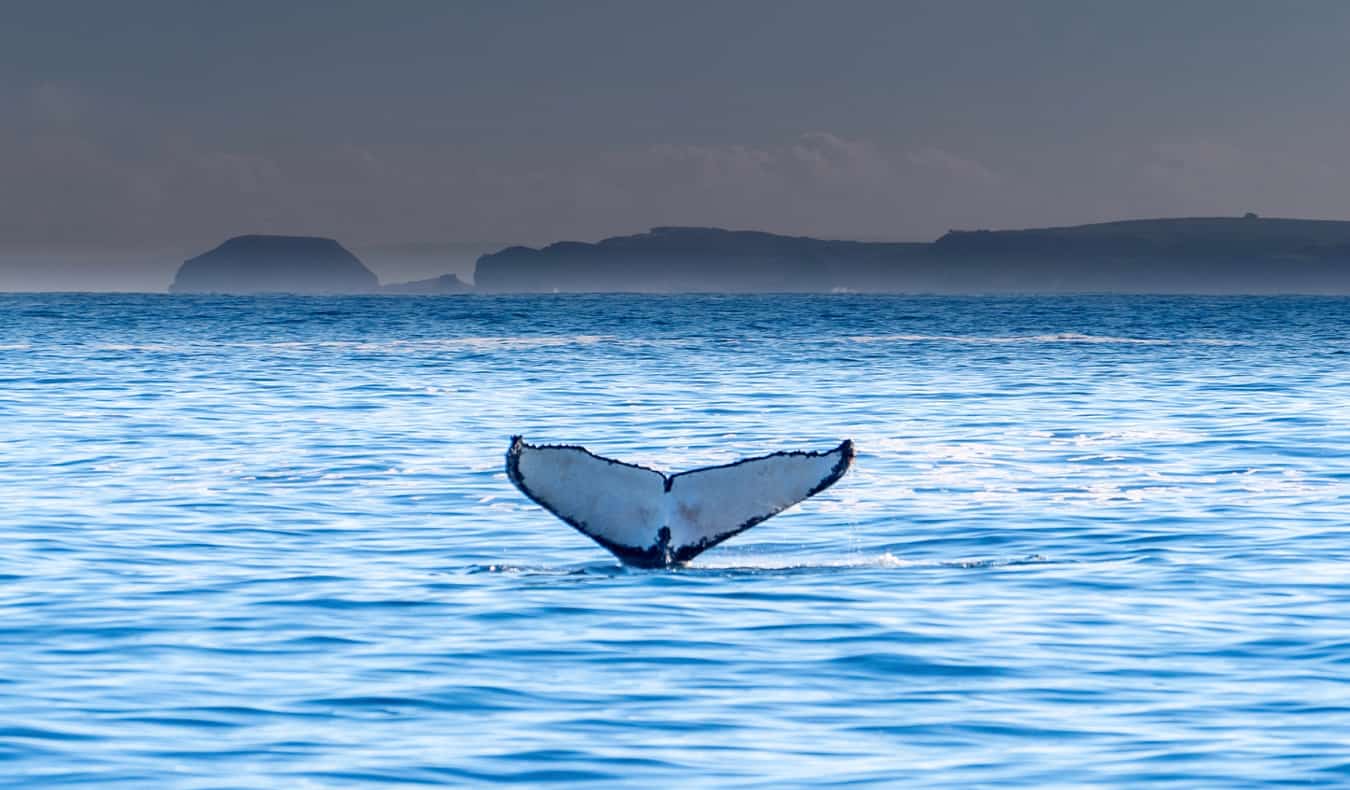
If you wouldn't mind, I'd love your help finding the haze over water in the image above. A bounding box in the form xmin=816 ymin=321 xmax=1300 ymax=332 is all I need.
xmin=3 ymin=293 xmax=1349 ymax=786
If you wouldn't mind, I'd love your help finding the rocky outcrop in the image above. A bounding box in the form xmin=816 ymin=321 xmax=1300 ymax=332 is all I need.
xmin=170 ymin=235 xmax=380 ymax=294
xmin=380 ymin=273 xmax=473 ymax=294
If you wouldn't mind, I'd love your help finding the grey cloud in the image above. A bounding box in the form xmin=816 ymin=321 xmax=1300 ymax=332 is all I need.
xmin=32 ymin=82 xmax=83 ymax=125
xmin=905 ymin=147 xmax=1000 ymax=187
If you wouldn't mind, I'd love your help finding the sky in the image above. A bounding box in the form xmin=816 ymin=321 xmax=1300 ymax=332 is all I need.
xmin=3 ymin=1 xmax=1350 ymax=287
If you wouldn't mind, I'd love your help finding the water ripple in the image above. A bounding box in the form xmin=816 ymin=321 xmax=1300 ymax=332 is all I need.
xmin=2 ymin=294 xmax=1349 ymax=787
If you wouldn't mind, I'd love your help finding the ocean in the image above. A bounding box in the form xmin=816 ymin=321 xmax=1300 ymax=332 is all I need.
xmin=2 ymin=293 xmax=1348 ymax=787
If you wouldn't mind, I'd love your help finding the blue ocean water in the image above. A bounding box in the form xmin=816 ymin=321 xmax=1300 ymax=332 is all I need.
xmin=1 ymin=293 xmax=1349 ymax=787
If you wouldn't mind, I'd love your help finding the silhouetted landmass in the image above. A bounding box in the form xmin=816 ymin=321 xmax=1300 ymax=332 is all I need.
xmin=170 ymin=235 xmax=380 ymax=294
xmin=931 ymin=216 xmax=1350 ymax=292
xmin=380 ymin=273 xmax=472 ymax=294
xmin=474 ymin=217 xmax=1350 ymax=293
xmin=475 ymin=227 xmax=929 ymax=292
xmin=353 ymin=240 xmax=505 ymax=287
xmin=167 ymin=217 xmax=1350 ymax=295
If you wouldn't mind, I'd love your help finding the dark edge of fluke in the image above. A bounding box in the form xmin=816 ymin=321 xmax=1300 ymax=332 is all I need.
xmin=505 ymin=435 xmax=670 ymax=567
xmin=667 ymin=439 xmax=855 ymax=565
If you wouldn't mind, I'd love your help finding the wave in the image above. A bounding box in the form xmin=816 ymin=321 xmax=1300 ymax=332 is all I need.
xmin=689 ymin=552 xmax=1056 ymax=573
xmin=310 ymin=336 xmax=614 ymax=352
xmin=465 ymin=553 xmax=1056 ymax=576
xmin=17 ymin=334 xmax=1254 ymax=354
xmin=80 ymin=336 xmax=615 ymax=353
xmin=848 ymin=333 xmax=1243 ymax=345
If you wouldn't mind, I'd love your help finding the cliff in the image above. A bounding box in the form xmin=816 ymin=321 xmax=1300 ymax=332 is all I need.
xmin=473 ymin=217 xmax=1350 ymax=293
xmin=474 ymin=227 xmax=930 ymax=292
xmin=170 ymin=235 xmax=380 ymax=294
xmin=928 ymin=216 xmax=1350 ymax=292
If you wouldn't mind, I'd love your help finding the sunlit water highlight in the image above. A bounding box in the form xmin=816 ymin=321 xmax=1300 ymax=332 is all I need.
xmin=2 ymin=294 xmax=1349 ymax=787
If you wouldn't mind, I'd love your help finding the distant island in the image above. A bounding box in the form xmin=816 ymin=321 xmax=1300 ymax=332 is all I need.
xmin=379 ymin=273 xmax=472 ymax=294
xmin=169 ymin=235 xmax=470 ymax=294
xmin=476 ymin=216 xmax=1350 ymax=294
xmin=475 ymin=227 xmax=925 ymax=292
xmin=171 ymin=236 xmax=379 ymax=294
xmin=169 ymin=216 xmax=1350 ymax=294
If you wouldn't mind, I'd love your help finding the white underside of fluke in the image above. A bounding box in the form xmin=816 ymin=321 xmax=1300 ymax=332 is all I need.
xmin=505 ymin=437 xmax=853 ymax=567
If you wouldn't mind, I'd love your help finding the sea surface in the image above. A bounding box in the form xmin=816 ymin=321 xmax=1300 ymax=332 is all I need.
xmin=2 ymin=293 xmax=1349 ymax=787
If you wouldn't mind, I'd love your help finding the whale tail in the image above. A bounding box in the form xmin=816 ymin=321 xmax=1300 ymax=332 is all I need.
xmin=505 ymin=437 xmax=854 ymax=568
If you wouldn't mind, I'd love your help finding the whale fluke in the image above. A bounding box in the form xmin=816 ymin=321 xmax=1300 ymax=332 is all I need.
xmin=505 ymin=436 xmax=854 ymax=568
